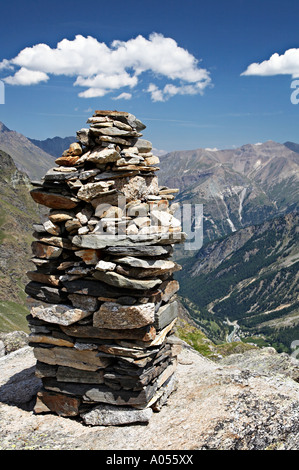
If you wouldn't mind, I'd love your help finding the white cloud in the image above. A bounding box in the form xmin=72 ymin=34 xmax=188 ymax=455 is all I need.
xmin=147 ymin=79 xmax=210 ymax=102
xmin=112 ymin=92 xmax=132 ymax=100
xmin=0 ymin=33 xmax=211 ymax=101
xmin=78 ymin=88 xmax=109 ymax=98
xmin=147 ymin=83 xmax=165 ymax=102
xmin=0 ymin=59 xmax=14 ymax=71
xmin=3 ymin=67 xmax=49 ymax=85
xmin=242 ymin=48 xmax=299 ymax=78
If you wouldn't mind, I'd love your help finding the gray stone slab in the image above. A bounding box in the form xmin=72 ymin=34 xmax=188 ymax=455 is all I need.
xmin=103 ymin=245 xmax=173 ymax=257
xmin=154 ymin=301 xmax=178 ymax=330
xmin=81 ymin=403 xmax=152 ymax=426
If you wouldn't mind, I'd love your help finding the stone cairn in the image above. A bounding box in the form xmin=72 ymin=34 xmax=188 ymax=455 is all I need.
xmin=26 ymin=110 xmax=186 ymax=426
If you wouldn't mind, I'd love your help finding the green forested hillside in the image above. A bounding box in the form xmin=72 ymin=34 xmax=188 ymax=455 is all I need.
xmin=176 ymin=213 xmax=299 ymax=352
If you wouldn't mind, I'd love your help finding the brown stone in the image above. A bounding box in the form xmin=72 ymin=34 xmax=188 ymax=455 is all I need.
xmin=30 ymin=189 xmax=79 ymax=209
xmin=160 ymin=280 xmax=180 ymax=302
xmin=26 ymin=271 xmax=61 ymax=287
xmin=55 ymin=155 xmax=81 ymax=167
xmin=65 ymin=218 xmax=82 ymax=232
xmin=33 ymin=234 xmax=74 ymax=250
xmin=31 ymin=241 xmax=63 ymax=259
xmin=43 ymin=220 xmax=61 ymax=236
xmin=144 ymin=155 xmax=160 ymax=165
xmin=74 ymin=249 xmax=102 ymax=265
xmin=94 ymin=110 xmax=129 ymax=118
xmin=34 ymin=390 xmax=81 ymax=417
xmin=159 ymin=188 xmax=179 ymax=195
xmin=28 ymin=334 xmax=74 ymax=348
xmin=49 ymin=210 xmax=75 ymax=223
xmin=148 ymin=200 xmax=169 ymax=212
xmin=68 ymin=142 xmax=83 ymax=156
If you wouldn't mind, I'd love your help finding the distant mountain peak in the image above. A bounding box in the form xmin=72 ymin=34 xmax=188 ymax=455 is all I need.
xmin=0 ymin=122 xmax=11 ymax=133
xmin=28 ymin=135 xmax=76 ymax=158
xmin=284 ymin=141 xmax=299 ymax=154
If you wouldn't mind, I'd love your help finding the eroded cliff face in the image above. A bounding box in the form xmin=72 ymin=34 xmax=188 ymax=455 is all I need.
xmin=1 ymin=343 xmax=299 ymax=450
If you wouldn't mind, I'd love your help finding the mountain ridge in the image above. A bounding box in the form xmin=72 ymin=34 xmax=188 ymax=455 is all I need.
xmin=28 ymin=135 xmax=76 ymax=159
xmin=0 ymin=122 xmax=54 ymax=180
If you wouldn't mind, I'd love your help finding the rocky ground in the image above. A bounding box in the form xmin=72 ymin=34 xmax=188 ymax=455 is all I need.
xmin=1 ymin=341 xmax=299 ymax=450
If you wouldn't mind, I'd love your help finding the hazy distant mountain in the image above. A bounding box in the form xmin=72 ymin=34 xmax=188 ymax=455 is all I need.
xmin=29 ymin=135 xmax=76 ymax=159
xmin=284 ymin=141 xmax=299 ymax=154
xmin=0 ymin=122 xmax=53 ymax=180
xmin=160 ymin=141 xmax=299 ymax=244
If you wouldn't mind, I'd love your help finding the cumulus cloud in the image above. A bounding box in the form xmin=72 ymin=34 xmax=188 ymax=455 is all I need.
xmin=0 ymin=33 xmax=211 ymax=100
xmin=3 ymin=67 xmax=49 ymax=85
xmin=241 ymin=48 xmax=299 ymax=78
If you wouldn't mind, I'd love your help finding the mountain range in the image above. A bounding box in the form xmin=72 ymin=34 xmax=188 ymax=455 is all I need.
xmin=159 ymin=141 xmax=299 ymax=246
xmin=157 ymin=140 xmax=299 ymax=352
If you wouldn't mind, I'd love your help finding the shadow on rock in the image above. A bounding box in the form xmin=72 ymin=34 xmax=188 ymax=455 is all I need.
xmin=0 ymin=366 xmax=41 ymax=411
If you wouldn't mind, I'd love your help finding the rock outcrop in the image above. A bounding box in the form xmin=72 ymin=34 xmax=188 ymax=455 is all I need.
xmin=1 ymin=344 xmax=299 ymax=450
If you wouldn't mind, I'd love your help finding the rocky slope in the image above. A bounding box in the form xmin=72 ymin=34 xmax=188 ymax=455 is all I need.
xmin=1 ymin=343 xmax=299 ymax=450
xmin=0 ymin=149 xmax=41 ymax=331
xmin=0 ymin=122 xmax=53 ymax=180
xmin=159 ymin=141 xmax=299 ymax=245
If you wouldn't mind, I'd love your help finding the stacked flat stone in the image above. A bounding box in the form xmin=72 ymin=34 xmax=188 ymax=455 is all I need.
xmin=26 ymin=110 xmax=186 ymax=426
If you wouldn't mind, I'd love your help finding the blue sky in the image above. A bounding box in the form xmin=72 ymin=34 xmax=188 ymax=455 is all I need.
xmin=1 ymin=0 xmax=299 ymax=152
